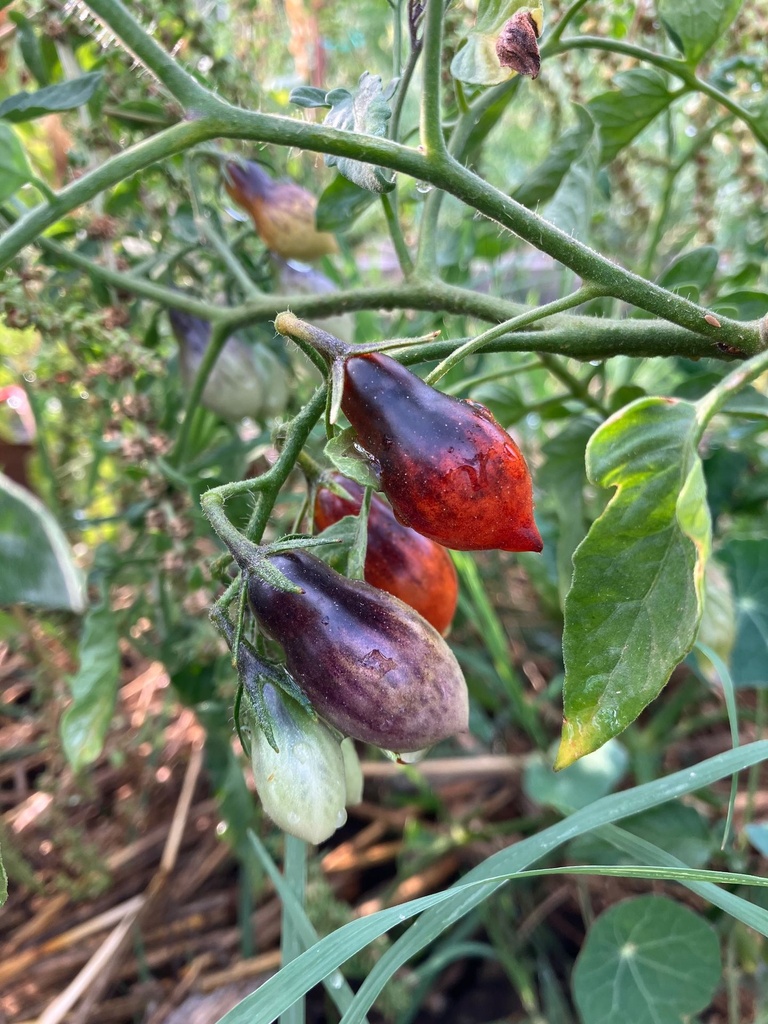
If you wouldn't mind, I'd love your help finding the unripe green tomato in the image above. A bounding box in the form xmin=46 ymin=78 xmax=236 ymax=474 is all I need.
xmin=169 ymin=309 xmax=289 ymax=422
xmin=250 ymin=684 xmax=348 ymax=844
xmin=340 ymin=737 xmax=364 ymax=806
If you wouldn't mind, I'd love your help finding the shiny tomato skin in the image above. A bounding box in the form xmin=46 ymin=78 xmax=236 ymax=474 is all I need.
xmin=339 ymin=353 xmax=543 ymax=553
xmin=314 ymin=473 xmax=458 ymax=635
xmin=246 ymin=550 xmax=468 ymax=753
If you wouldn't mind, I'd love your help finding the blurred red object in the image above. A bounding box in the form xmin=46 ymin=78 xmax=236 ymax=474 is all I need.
xmin=0 ymin=385 xmax=36 ymax=490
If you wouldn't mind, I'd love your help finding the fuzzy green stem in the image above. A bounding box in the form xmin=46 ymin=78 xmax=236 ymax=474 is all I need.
xmin=537 ymin=354 xmax=608 ymax=415
xmin=544 ymin=0 xmax=590 ymax=46
xmin=0 ymin=119 xmax=218 ymax=272
xmin=0 ymin=99 xmax=759 ymax=354
xmin=84 ymin=0 xmax=216 ymax=110
xmin=390 ymin=42 xmax=423 ymax=142
xmin=245 ymin=387 xmax=328 ymax=543
xmin=425 ymin=286 xmax=599 ymax=384
xmin=695 ymin=347 xmax=768 ymax=437
xmin=420 ymin=0 xmax=449 ymax=159
xmin=200 ymin=490 xmax=259 ymax=567
xmin=444 ymin=358 xmax=542 ymax=396
xmin=437 ymin=157 xmax=759 ymax=348
xmin=170 ymin=321 xmax=230 ymax=465
xmin=381 ymin=191 xmax=414 ymax=276
xmin=546 ymin=36 xmax=763 ymax=139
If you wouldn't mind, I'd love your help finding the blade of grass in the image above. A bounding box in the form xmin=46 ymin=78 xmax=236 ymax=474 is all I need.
xmin=696 ymin=641 xmax=740 ymax=850
xmin=453 ymin=552 xmax=544 ymax=746
xmin=214 ymin=740 xmax=768 ymax=1024
xmin=247 ymin=831 xmax=369 ymax=1022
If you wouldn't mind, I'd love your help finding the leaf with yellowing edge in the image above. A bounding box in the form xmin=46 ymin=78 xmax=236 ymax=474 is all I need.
xmin=556 ymin=398 xmax=711 ymax=769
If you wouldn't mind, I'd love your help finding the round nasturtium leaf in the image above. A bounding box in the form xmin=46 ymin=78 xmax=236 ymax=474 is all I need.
xmin=572 ymin=895 xmax=721 ymax=1024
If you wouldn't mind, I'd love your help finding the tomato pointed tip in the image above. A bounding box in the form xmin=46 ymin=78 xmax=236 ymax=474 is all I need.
xmin=504 ymin=523 xmax=543 ymax=553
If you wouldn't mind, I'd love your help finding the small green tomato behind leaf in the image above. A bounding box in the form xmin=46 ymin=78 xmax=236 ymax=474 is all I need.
xmin=250 ymin=683 xmax=348 ymax=845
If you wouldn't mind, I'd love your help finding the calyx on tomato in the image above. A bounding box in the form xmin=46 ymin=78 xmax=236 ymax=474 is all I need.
xmin=275 ymin=313 xmax=543 ymax=553
xmin=313 ymin=470 xmax=458 ymax=635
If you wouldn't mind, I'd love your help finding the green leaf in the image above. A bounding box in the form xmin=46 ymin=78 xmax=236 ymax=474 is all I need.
xmin=9 ymin=13 xmax=49 ymax=86
xmin=524 ymin=739 xmax=629 ymax=813
xmin=542 ymin=117 xmax=599 ymax=242
xmin=587 ymin=69 xmax=676 ymax=165
xmin=694 ymin=559 xmax=737 ymax=683
xmin=569 ymin=802 xmax=715 ymax=869
xmin=198 ymin=700 xmax=260 ymax=862
xmin=0 ymin=471 xmax=85 ymax=612
xmin=657 ymin=246 xmax=719 ymax=303
xmin=0 ymin=124 xmax=32 ymax=203
xmin=557 ymin=399 xmax=711 ymax=767
xmin=324 ymin=427 xmax=380 ymax=489
xmin=720 ymin=538 xmax=768 ymax=688
xmin=657 ymin=0 xmax=743 ymax=65
xmin=451 ymin=0 xmax=543 ymax=86
xmin=323 ymin=73 xmax=396 ymax=193
xmin=316 ymin=174 xmax=378 ymax=232
xmin=513 ymin=106 xmax=595 ymax=209
xmin=538 ymin=417 xmax=596 ymax=607
xmin=712 ymin=290 xmax=768 ymax=320
xmin=289 ymin=85 xmax=330 ymax=108
xmin=745 ymin=823 xmax=768 ymax=856
xmin=0 ymin=72 xmax=103 ymax=123
xmin=572 ymin=895 xmax=721 ymax=1024
xmin=61 ymin=597 xmax=121 ymax=771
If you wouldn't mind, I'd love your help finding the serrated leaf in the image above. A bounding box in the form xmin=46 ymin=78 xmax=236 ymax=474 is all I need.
xmin=324 ymin=428 xmax=380 ymax=489
xmin=451 ymin=0 xmax=543 ymax=87
xmin=720 ymin=538 xmax=768 ymax=688
xmin=289 ymin=85 xmax=330 ymax=108
xmin=324 ymin=73 xmax=396 ymax=193
xmin=587 ymin=69 xmax=676 ymax=165
xmin=316 ymin=174 xmax=378 ymax=232
xmin=0 ymin=471 xmax=85 ymax=612
xmin=557 ymin=399 xmax=711 ymax=767
xmin=572 ymin=896 xmax=721 ymax=1024
xmin=0 ymin=124 xmax=32 ymax=203
xmin=657 ymin=0 xmax=743 ymax=65
xmin=513 ymin=106 xmax=595 ymax=209
xmin=61 ymin=598 xmax=121 ymax=771
xmin=0 ymin=72 xmax=103 ymax=123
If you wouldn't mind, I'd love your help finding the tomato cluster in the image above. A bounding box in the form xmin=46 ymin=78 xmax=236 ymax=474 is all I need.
xmin=209 ymin=167 xmax=542 ymax=839
xmin=313 ymin=471 xmax=459 ymax=635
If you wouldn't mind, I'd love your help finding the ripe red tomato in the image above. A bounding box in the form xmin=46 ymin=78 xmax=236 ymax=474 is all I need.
xmin=314 ymin=472 xmax=458 ymax=635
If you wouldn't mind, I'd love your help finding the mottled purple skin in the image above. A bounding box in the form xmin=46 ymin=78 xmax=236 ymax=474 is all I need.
xmin=340 ymin=353 xmax=543 ymax=553
xmin=247 ymin=550 xmax=468 ymax=752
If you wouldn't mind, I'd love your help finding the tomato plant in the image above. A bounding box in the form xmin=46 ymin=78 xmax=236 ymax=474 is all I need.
xmin=1 ymin=0 xmax=768 ymax=1021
